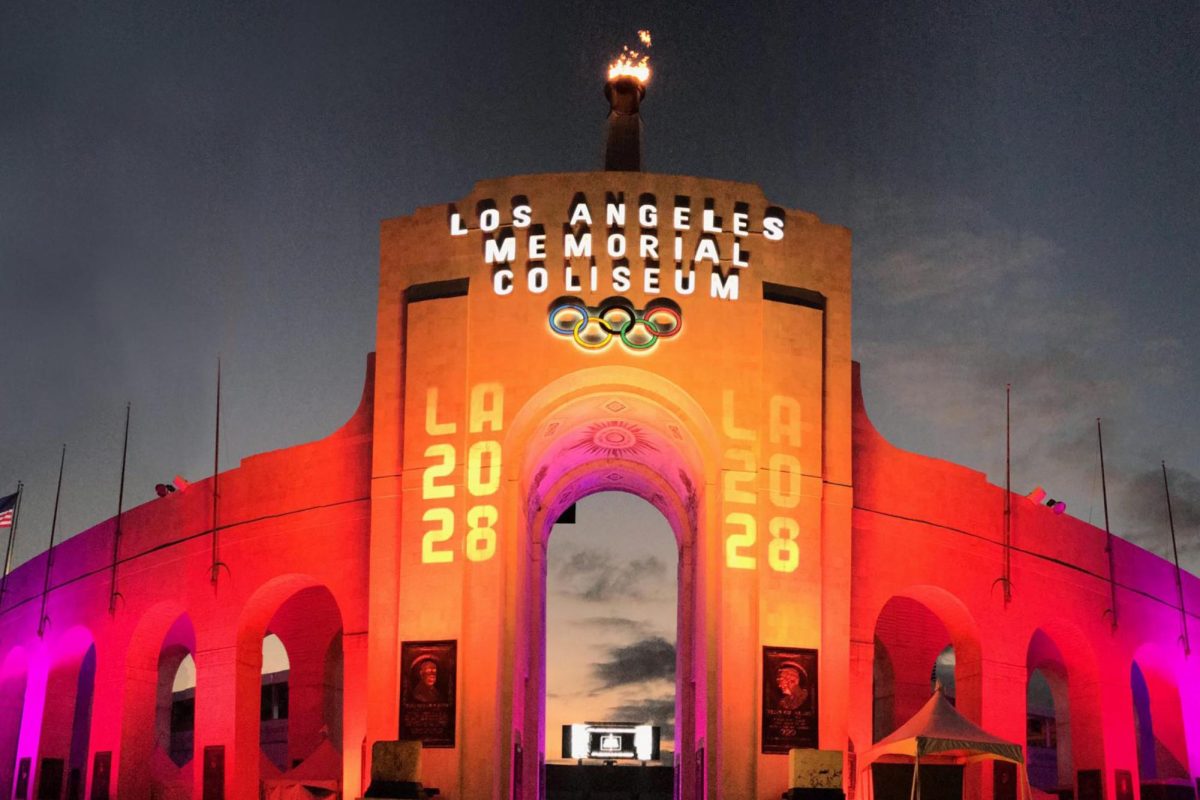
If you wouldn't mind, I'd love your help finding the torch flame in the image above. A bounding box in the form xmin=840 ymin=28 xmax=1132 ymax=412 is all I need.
xmin=608 ymin=30 xmax=652 ymax=83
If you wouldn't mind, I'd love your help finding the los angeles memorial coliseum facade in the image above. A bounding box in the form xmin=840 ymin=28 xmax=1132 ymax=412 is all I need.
xmin=0 ymin=76 xmax=1196 ymax=800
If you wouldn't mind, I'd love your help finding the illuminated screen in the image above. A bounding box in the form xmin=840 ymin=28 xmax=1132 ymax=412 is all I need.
xmin=561 ymin=724 xmax=661 ymax=761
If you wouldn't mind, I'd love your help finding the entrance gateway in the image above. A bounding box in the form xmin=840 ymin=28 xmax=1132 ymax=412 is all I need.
xmin=2 ymin=48 xmax=1193 ymax=800
xmin=365 ymin=165 xmax=853 ymax=800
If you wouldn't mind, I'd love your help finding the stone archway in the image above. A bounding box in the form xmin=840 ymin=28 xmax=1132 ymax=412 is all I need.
xmin=1130 ymin=646 xmax=1191 ymax=785
xmin=505 ymin=371 xmax=718 ymax=800
xmin=231 ymin=576 xmax=346 ymax=800
xmin=119 ymin=605 xmax=197 ymax=798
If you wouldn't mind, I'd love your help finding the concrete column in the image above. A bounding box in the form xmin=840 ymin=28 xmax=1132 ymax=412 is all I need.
xmin=1097 ymin=660 xmax=1139 ymax=800
xmin=714 ymin=563 xmax=757 ymax=799
xmin=846 ymin=638 xmax=875 ymax=798
xmin=977 ymin=658 xmax=1027 ymax=800
xmin=342 ymin=631 xmax=368 ymax=799
xmin=13 ymin=650 xmax=48 ymax=798
xmin=87 ymin=643 xmax=127 ymax=798
xmin=193 ymin=640 xmax=260 ymax=800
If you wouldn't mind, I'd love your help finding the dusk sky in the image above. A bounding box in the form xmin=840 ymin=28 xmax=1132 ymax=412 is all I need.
xmin=2 ymin=2 xmax=1198 ymax=737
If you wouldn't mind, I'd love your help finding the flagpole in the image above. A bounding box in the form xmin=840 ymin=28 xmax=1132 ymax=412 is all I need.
xmin=1098 ymin=419 xmax=1118 ymax=631
xmin=994 ymin=384 xmax=1014 ymax=603
xmin=39 ymin=445 xmax=66 ymax=638
xmin=108 ymin=403 xmax=131 ymax=615
xmin=1161 ymin=462 xmax=1191 ymax=656
xmin=1003 ymin=383 xmax=1012 ymax=604
xmin=0 ymin=481 xmax=24 ymax=610
xmin=210 ymin=358 xmax=226 ymax=586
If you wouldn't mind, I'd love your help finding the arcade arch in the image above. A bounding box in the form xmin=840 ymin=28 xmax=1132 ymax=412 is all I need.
xmin=235 ymin=579 xmax=345 ymax=794
xmin=1130 ymin=652 xmax=1190 ymax=784
xmin=1023 ymin=625 xmax=1104 ymax=796
xmin=870 ymin=590 xmax=982 ymax=743
xmin=545 ymin=491 xmax=679 ymax=759
xmin=507 ymin=371 xmax=717 ymax=800
xmin=37 ymin=625 xmax=96 ymax=800
xmin=119 ymin=605 xmax=196 ymax=797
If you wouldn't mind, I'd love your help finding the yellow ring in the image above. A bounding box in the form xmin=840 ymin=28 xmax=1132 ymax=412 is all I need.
xmin=572 ymin=316 xmax=612 ymax=350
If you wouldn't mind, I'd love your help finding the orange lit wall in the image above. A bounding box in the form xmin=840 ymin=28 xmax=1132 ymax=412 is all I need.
xmin=0 ymin=173 xmax=1194 ymax=800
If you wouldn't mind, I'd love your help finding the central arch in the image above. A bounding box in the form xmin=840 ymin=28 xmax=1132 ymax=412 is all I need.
xmin=505 ymin=367 xmax=719 ymax=800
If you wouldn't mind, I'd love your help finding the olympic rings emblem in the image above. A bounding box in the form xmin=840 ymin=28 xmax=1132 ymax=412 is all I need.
xmin=547 ymin=297 xmax=683 ymax=352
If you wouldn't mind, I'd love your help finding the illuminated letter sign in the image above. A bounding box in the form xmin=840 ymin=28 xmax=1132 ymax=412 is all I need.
xmin=420 ymin=384 xmax=505 ymax=565
xmin=722 ymin=391 xmax=804 ymax=572
xmin=449 ymin=195 xmax=786 ymax=301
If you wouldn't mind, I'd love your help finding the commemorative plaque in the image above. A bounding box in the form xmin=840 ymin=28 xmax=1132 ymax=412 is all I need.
xmin=762 ymin=646 xmax=819 ymax=754
xmin=400 ymin=639 xmax=458 ymax=747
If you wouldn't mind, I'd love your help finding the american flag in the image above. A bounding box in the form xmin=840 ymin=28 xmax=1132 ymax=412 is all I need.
xmin=0 ymin=492 xmax=16 ymax=528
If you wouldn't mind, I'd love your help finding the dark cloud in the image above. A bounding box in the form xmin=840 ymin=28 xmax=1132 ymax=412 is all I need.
xmin=608 ymin=696 xmax=675 ymax=739
xmin=851 ymin=189 xmax=1199 ymax=575
xmin=556 ymin=549 xmax=667 ymax=602
xmin=1119 ymin=466 xmax=1200 ymax=565
xmin=592 ymin=636 xmax=675 ymax=689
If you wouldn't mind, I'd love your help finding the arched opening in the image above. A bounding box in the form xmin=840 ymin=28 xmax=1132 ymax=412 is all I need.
xmin=148 ymin=614 xmax=198 ymax=799
xmin=167 ymin=654 xmax=196 ymax=766
xmin=544 ymin=491 xmax=678 ymax=797
xmin=260 ymin=633 xmax=291 ymax=773
xmin=1025 ymin=630 xmax=1074 ymax=795
xmin=1131 ymin=659 xmax=1190 ymax=786
xmin=0 ymin=647 xmax=29 ymax=798
xmin=509 ymin=379 xmax=713 ymax=800
xmin=872 ymin=597 xmax=955 ymax=743
xmin=869 ymin=591 xmax=983 ymax=798
xmin=1025 ymin=670 xmax=1066 ymax=791
xmin=119 ymin=606 xmax=198 ymax=798
xmin=36 ymin=628 xmax=96 ymax=800
xmin=246 ymin=584 xmax=344 ymax=794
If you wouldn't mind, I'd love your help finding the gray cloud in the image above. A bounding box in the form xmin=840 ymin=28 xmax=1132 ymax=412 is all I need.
xmin=556 ymin=549 xmax=667 ymax=602
xmin=592 ymin=637 xmax=675 ymax=689
xmin=1119 ymin=466 xmax=1200 ymax=565
xmin=851 ymin=188 xmax=1199 ymax=574
xmin=607 ymin=696 xmax=675 ymax=740
xmin=869 ymin=229 xmax=1061 ymax=305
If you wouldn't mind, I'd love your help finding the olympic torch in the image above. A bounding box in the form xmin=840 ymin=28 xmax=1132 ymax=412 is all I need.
xmin=605 ymin=30 xmax=652 ymax=172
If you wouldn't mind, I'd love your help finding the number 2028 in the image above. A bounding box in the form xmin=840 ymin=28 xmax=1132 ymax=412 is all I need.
xmin=421 ymin=440 xmax=502 ymax=564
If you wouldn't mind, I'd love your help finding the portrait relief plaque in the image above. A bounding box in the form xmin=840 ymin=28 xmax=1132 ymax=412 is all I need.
xmin=400 ymin=639 xmax=457 ymax=747
xmin=761 ymin=646 xmax=819 ymax=754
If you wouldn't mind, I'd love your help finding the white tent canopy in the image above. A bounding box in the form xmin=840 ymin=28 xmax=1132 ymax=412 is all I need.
xmin=861 ymin=688 xmax=1031 ymax=800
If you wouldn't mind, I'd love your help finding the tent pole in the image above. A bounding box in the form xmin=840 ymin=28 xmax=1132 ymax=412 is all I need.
xmin=909 ymin=752 xmax=919 ymax=800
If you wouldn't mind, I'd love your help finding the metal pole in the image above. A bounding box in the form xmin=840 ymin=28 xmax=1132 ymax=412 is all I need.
xmin=211 ymin=358 xmax=223 ymax=586
xmin=1161 ymin=462 xmax=1191 ymax=656
xmin=109 ymin=402 xmax=131 ymax=615
xmin=1004 ymin=383 xmax=1012 ymax=603
xmin=0 ymin=481 xmax=24 ymax=610
xmin=39 ymin=445 xmax=66 ymax=638
xmin=1098 ymin=419 xmax=1118 ymax=630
